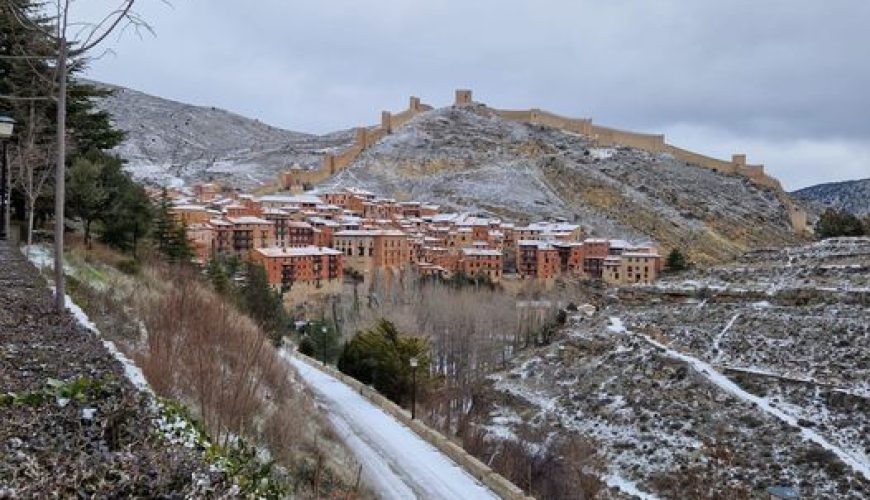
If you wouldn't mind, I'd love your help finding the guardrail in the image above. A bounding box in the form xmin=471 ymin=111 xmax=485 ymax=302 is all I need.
xmin=291 ymin=350 xmax=534 ymax=500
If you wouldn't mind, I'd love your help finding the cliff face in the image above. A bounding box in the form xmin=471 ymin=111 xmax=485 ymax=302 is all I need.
xmin=324 ymin=105 xmax=806 ymax=263
xmin=88 ymin=81 xmax=354 ymax=189
xmin=793 ymin=178 xmax=870 ymax=216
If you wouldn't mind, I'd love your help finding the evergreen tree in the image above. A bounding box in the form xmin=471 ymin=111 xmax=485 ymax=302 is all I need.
xmin=303 ymin=320 xmax=341 ymax=364
xmin=815 ymin=209 xmax=866 ymax=239
xmin=206 ymin=255 xmax=231 ymax=295
xmin=665 ymin=248 xmax=688 ymax=272
xmin=238 ymin=262 xmax=288 ymax=344
xmin=1 ymin=1 xmax=126 ymax=236
xmin=151 ymin=188 xmax=192 ymax=263
xmin=66 ymin=155 xmax=107 ymax=245
xmin=337 ymin=319 xmax=430 ymax=405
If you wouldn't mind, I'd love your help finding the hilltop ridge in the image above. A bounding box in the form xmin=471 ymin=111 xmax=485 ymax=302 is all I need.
xmin=87 ymin=81 xmax=354 ymax=188
xmin=323 ymin=102 xmax=805 ymax=263
xmin=792 ymin=177 xmax=870 ymax=216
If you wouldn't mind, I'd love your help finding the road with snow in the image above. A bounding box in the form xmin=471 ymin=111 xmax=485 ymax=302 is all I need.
xmin=285 ymin=354 xmax=499 ymax=500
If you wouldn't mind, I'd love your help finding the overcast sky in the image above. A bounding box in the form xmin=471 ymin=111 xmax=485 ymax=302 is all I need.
xmin=75 ymin=0 xmax=870 ymax=190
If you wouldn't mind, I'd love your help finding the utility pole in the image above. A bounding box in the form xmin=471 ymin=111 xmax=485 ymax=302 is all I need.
xmin=54 ymin=36 xmax=67 ymax=312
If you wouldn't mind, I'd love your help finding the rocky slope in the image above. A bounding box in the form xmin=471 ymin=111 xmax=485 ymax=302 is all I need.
xmin=325 ymin=104 xmax=805 ymax=263
xmin=88 ymin=81 xmax=354 ymax=189
xmin=792 ymin=178 xmax=870 ymax=216
xmin=481 ymin=237 xmax=870 ymax=499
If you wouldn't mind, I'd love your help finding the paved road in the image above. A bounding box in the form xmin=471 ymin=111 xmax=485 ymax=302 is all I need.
xmin=287 ymin=355 xmax=499 ymax=500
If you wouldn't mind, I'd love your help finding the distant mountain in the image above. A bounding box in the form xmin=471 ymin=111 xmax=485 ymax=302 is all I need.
xmin=323 ymin=104 xmax=805 ymax=264
xmin=792 ymin=178 xmax=870 ymax=216
xmin=87 ymin=81 xmax=354 ymax=189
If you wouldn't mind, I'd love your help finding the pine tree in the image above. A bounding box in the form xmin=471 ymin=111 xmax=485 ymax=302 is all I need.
xmin=815 ymin=209 xmax=866 ymax=239
xmin=666 ymin=248 xmax=688 ymax=272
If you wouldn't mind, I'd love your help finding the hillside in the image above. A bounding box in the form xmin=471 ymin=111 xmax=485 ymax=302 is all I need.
xmin=324 ymin=104 xmax=805 ymax=263
xmin=481 ymin=237 xmax=870 ymax=499
xmin=88 ymin=81 xmax=354 ymax=189
xmin=792 ymin=178 xmax=870 ymax=216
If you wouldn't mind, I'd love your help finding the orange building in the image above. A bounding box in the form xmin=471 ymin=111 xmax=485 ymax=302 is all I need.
xmin=582 ymin=238 xmax=610 ymax=279
xmin=553 ymin=242 xmax=585 ymax=276
xmin=224 ymin=216 xmax=275 ymax=258
xmin=517 ymin=241 xmax=560 ymax=280
xmin=252 ymin=246 xmax=343 ymax=295
xmin=169 ymin=205 xmax=211 ymax=226
xmin=333 ymin=229 xmax=410 ymax=276
xmin=460 ymin=248 xmax=503 ymax=282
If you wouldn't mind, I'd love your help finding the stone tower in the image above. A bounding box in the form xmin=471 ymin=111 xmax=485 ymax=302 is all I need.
xmin=455 ymin=89 xmax=473 ymax=106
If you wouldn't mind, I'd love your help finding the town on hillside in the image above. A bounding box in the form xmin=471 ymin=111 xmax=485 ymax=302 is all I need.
xmin=165 ymin=183 xmax=662 ymax=302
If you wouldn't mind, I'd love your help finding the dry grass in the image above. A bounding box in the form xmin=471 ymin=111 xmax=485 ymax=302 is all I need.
xmin=65 ymin=241 xmax=365 ymax=497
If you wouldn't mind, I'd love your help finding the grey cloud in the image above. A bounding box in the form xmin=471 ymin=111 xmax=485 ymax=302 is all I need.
xmin=76 ymin=0 xmax=869 ymax=189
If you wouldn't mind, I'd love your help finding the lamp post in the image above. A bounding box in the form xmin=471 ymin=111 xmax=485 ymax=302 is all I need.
xmin=0 ymin=115 xmax=15 ymax=241
xmin=409 ymin=356 xmax=418 ymax=420
xmin=321 ymin=326 xmax=328 ymax=363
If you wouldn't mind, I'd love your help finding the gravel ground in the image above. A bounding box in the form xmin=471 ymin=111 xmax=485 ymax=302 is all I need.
xmin=0 ymin=241 xmax=228 ymax=497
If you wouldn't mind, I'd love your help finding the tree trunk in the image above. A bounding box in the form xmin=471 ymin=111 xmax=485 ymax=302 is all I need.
xmin=54 ymin=37 xmax=67 ymax=313
xmin=26 ymin=203 xmax=34 ymax=247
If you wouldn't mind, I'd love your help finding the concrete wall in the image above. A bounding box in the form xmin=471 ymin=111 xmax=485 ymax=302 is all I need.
xmin=291 ymin=351 xmax=533 ymax=500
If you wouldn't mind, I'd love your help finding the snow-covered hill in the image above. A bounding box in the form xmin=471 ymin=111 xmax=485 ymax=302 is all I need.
xmin=483 ymin=237 xmax=870 ymax=499
xmin=325 ymin=105 xmax=805 ymax=263
xmin=88 ymin=81 xmax=354 ymax=189
xmin=792 ymin=178 xmax=870 ymax=216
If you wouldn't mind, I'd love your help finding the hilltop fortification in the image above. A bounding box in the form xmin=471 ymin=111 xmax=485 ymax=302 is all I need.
xmin=281 ymin=89 xmax=807 ymax=232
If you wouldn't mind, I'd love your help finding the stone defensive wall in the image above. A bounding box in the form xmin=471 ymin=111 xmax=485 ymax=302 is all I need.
xmin=291 ymin=350 xmax=533 ymax=500
xmin=281 ymin=96 xmax=433 ymax=191
xmin=278 ymin=88 xmax=806 ymax=231
xmin=476 ymin=90 xmax=804 ymax=230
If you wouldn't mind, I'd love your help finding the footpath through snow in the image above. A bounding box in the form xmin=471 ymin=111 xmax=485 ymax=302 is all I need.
xmin=283 ymin=353 xmax=499 ymax=500
xmin=608 ymin=317 xmax=870 ymax=483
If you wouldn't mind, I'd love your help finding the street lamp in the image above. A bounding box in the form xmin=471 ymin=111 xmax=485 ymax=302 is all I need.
xmin=409 ymin=357 xmax=419 ymax=420
xmin=0 ymin=115 xmax=16 ymax=241
xmin=321 ymin=326 xmax=328 ymax=363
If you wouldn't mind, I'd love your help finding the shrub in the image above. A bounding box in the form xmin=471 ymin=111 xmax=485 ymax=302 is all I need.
xmin=116 ymin=259 xmax=141 ymax=275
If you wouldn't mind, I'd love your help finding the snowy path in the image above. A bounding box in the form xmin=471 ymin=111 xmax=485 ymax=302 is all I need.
xmin=712 ymin=313 xmax=740 ymax=362
xmin=609 ymin=317 xmax=870 ymax=482
xmin=285 ymin=354 xmax=499 ymax=500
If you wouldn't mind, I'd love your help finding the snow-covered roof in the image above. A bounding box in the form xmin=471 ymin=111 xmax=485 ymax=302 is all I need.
xmin=227 ymin=216 xmax=273 ymax=225
xmin=622 ymin=251 xmax=660 ymax=258
xmin=334 ymin=229 xmax=407 ymax=237
xmin=518 ymin=240 xmax=555 ymax=249
xmin=256 ymin=246 xmax=342 ymax=258
xmin=258 ymin=194 xmax=323 ymax=205
xmin=462 ymin=248 xmax=502 ymax=257
xmin=169 ymin=204 xmax=207 ymax=211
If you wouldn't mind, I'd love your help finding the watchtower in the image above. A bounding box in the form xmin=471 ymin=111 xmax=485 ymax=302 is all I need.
xmin=455 ymin=89 xmax=473 ymax=106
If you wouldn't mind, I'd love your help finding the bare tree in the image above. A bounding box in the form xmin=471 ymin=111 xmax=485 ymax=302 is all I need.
xmin=3 ymin=0 xmax=147 ymax=312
